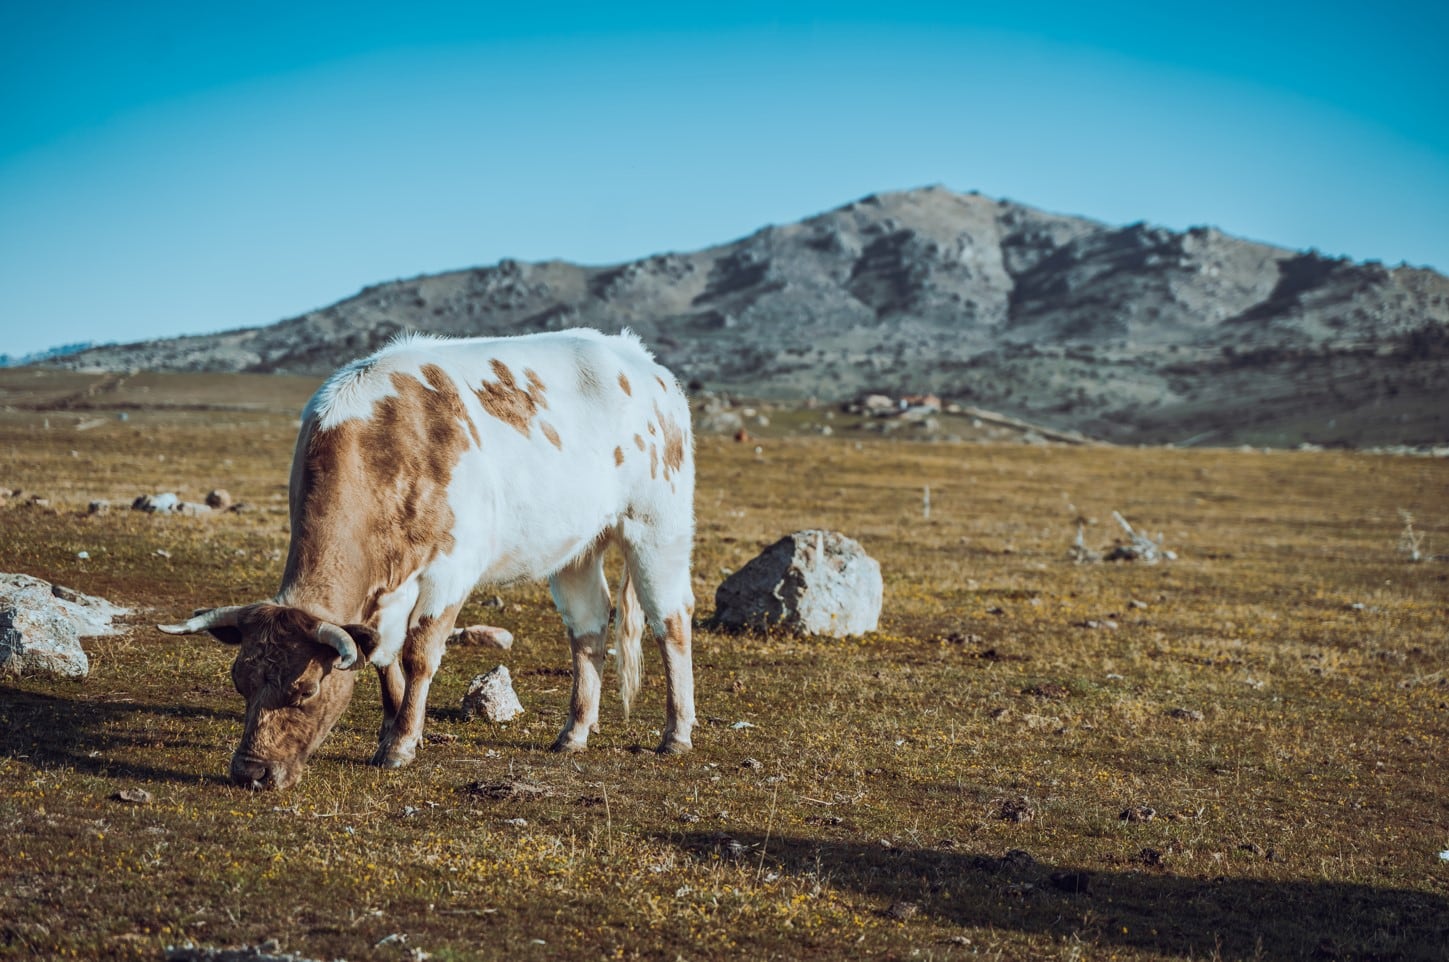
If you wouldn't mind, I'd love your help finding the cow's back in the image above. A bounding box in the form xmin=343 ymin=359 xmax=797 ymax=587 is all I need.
xmin=294 ymin=330 xmax=692 ymax=603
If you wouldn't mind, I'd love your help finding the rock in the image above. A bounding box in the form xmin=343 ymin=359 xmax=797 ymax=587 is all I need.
xmin=204 ymin=489 xmax=232 ymax=509
xmin=164 ymin=942 xmax=327 ymax=962
xmin=885 ymin=900 xmax=920 ymax=920
xmin=698 ymin=409 xmax=745 ymax=434
xmin=133 ymin=492 xmax=179 ymax=512
xmin=1167 ymin=707 xmax=1205 ymax=722
xmin=174 ymin=501 xmax=212 ymax=516
xmin=450 ymin=624 xmax=514 ymax=649
xmin=87 ymin=500 xmax=111 ymax=515
xmin=460 ymin=665 xmax=524 ymax=722
xmin=113 ymin=788 xmax=153 ymax=804
xmin=0 ymin=573 xmax=129 ymax=679
xmin=713 ymin=529 xmax=882 ymax=638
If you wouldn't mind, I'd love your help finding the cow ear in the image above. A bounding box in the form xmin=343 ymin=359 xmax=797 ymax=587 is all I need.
xmin=342 ymin=624 xmax=380 ymax=659
xmin=207 ymin=625 xmax=245 ymax=646
xmin=197 ymin=608 xmax=246 ymax=646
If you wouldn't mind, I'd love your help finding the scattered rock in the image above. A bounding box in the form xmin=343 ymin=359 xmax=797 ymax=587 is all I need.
xmin=464 ymin=780 xmax=550 ymax=800
xmin=87 ymin=500 xmax=111 ymax=515
xmin=165 ymin=941 xmax=324 ymax=962
xmin=460 ymin=665 xmax=524 ymax=722
xmin=113 ymin=788 xmax=153 ymax=805
xmin=1133 ymin=847 xmax=1165 ymax=867
xmin=1023 ymin=682 xmax=1069 ymax=700
xmin=1120 ymin=805 xmax=1157 ymax=823
xmin=1167 ymin=707 xmax=1205 ymax=722
xmin=132 ymin=492 xmax=212 ymax=516
xmin=995 ymin=797 xmax=1035 ymax=823
xmin=449 ymin=624 xmax=514 ymax=649
xmin=204 ymin=489 xmax=232 ymax=509
xmin=133 ymin=492 xmax=179 ymax=512
xmin=884 ymin=900 xmax=920 ymax=920
xmin=0 ymin=573 xmax=129 ymax=679
xmin=713 ymin=529 xmax=882 ymax=637
xmin=739 ymin=757 xmax=763 ymax=771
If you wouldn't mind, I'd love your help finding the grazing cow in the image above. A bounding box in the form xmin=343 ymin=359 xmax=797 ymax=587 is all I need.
xmin=158 ymin=329 xmax=696 ymax=789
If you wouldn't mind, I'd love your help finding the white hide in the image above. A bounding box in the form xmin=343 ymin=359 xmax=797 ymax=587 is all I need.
xmin=297 ymin=329 xmax=696 ymax=669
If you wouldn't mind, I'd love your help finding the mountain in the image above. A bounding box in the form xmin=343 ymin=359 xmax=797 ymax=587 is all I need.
xmin=1 ymin=341 xmax=95 ymax=368
xmin=55 ymin=186 xmax=1449 ymax=445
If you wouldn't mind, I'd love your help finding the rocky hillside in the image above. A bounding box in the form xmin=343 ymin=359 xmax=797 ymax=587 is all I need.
xmin=59 ymin=186 xmax=1449 ymax=445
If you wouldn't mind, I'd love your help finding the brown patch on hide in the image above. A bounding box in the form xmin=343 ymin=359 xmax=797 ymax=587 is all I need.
xmin=647 ymin=421 xmax=656 ymax=436
xmin=649 ymin=445 xmax=658 ymax=479
xmin=283 ymin=364 xmax=470 ymax=622
xmin=656 ymin=375 xmax=669 ymax=392
xmin=634 ymin=433 xmax=646 ymax=451
xmin=663 ymin=610 xmax=691 ymax=654
xmin=614 ymin=446 xmax=625 ymax=466
xmin=654 ymin=400 xmax=688 ymax=480
xmin=475 ymin=358 xmax=549 ymax=437
xmin=540 ymin=421 xmax=562 ymax=450
xmin=618 ymin=372 xmax=632 ymax=396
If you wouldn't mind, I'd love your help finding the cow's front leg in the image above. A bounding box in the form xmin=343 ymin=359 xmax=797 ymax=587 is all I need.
xmin=375 ymin=660 xmax=405 ymax=746
xmin=371 ymin=604 xmax=460 ymax=768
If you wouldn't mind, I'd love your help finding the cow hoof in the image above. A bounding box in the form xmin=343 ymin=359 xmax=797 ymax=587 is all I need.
xmin=656 ymin=737 xmax=693 ymax=755
xmin=549 ymin=736 xmax=588 ymax=754
xmin=370 ymin=747 xmax=416 ymax=768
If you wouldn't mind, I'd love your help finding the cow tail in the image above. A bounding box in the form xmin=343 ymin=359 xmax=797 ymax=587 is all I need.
xmin=615 ymin=562 xmax=645 ymax=719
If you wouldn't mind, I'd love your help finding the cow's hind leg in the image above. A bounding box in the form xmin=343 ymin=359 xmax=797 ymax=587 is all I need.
xmin=549 ymin=545 xmax=611 ymax=753
xmin=371 ymin=602 xmax=461 ymax=769
xmin=622 ymin=527 xmax=696 ymax=754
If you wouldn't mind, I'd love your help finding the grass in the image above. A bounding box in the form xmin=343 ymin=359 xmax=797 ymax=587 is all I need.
xmin=1 ymin=373 xmax=1447 ymax=961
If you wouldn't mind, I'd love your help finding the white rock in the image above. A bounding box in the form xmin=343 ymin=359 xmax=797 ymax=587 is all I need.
xmin=460 ymin=665 xmax=524 ymax=722
xmin=713 ymin=529 xmax=882 ymax=638
xmin=450 ymin=624 xmax=514 ymax=649
xmin=0 ymin=573 xmax=129 ymax=679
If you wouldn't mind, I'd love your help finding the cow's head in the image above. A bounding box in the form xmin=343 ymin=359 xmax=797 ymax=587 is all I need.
xmin=158 ymin=604 xmax=377 ymax=790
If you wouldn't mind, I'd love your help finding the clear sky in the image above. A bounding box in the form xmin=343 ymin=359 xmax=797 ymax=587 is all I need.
xmin=2 ymin=1 xmax=1446 ymax=358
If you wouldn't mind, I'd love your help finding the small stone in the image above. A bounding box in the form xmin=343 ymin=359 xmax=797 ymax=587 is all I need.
xmin=1120 ymin=805 xmax=1157 ymax=823
xmin=996 ymin=797 xmax=1034 ymax=823
xmin=739 ymin=757 xmax=763 ymax=771
xmin=1133 ymin=847 xmax=1164 ymax=867
xmin=450 ymin=624 xmax=514 ymax=649
xmin=87 ymin=500 xmax=111 ymax=515
xmin=75 ymin=551 xmax=90 ymax=560
xmin=1167 ymin=708 xmax=1205 ymax=722
xmin=460 ymin=665 xmax=524 ymax=722
xmin=204 ymin=489 xmax=232 ymax=510
xmin=113 ymin=788 xmax=153 ymax=804
xmin=885 ymin=900 xmax=919 ymax=920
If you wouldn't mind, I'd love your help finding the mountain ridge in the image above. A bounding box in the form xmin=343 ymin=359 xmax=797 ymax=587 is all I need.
xmin=54 ymin=186 xmax=1449 ymax=445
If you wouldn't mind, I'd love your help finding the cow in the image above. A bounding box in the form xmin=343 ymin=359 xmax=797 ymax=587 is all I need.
xmin=158 ymin=329 xmax=696 ymax=790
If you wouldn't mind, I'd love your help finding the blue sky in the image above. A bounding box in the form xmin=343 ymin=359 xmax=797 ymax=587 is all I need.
xmin=2 ymin=2 xmax=1446 ymax=357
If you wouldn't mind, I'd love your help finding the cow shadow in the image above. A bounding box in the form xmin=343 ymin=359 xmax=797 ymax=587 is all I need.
xmin=0 ymin=685 xmax=234 ymax=785
xmin=673 ymin=831 xmax=1448 ymax=961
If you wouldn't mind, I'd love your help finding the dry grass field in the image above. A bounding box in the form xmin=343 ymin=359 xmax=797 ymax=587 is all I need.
xmin=1 ymin=371 xmax=1446 ymax=961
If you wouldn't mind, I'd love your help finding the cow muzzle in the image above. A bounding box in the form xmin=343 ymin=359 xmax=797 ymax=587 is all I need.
xmin=230 ymin=754 xmax=300 ymax=791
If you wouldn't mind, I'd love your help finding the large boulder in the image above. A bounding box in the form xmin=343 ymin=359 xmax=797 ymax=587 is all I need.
xmin=714 ymin=529 xmax=882 ymax=637
xmin=0 ymin=573 xmax=129 ymax=679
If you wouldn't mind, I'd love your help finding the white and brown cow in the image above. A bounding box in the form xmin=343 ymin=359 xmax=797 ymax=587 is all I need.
xmin=159 ymin=329 xmax=695 ymax=789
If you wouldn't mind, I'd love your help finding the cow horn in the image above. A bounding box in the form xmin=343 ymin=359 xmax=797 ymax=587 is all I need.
xmin=157 ymin=605 xmax=247 ymax=635
xmin=315 ymin=622 xmax=360 ymax=669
